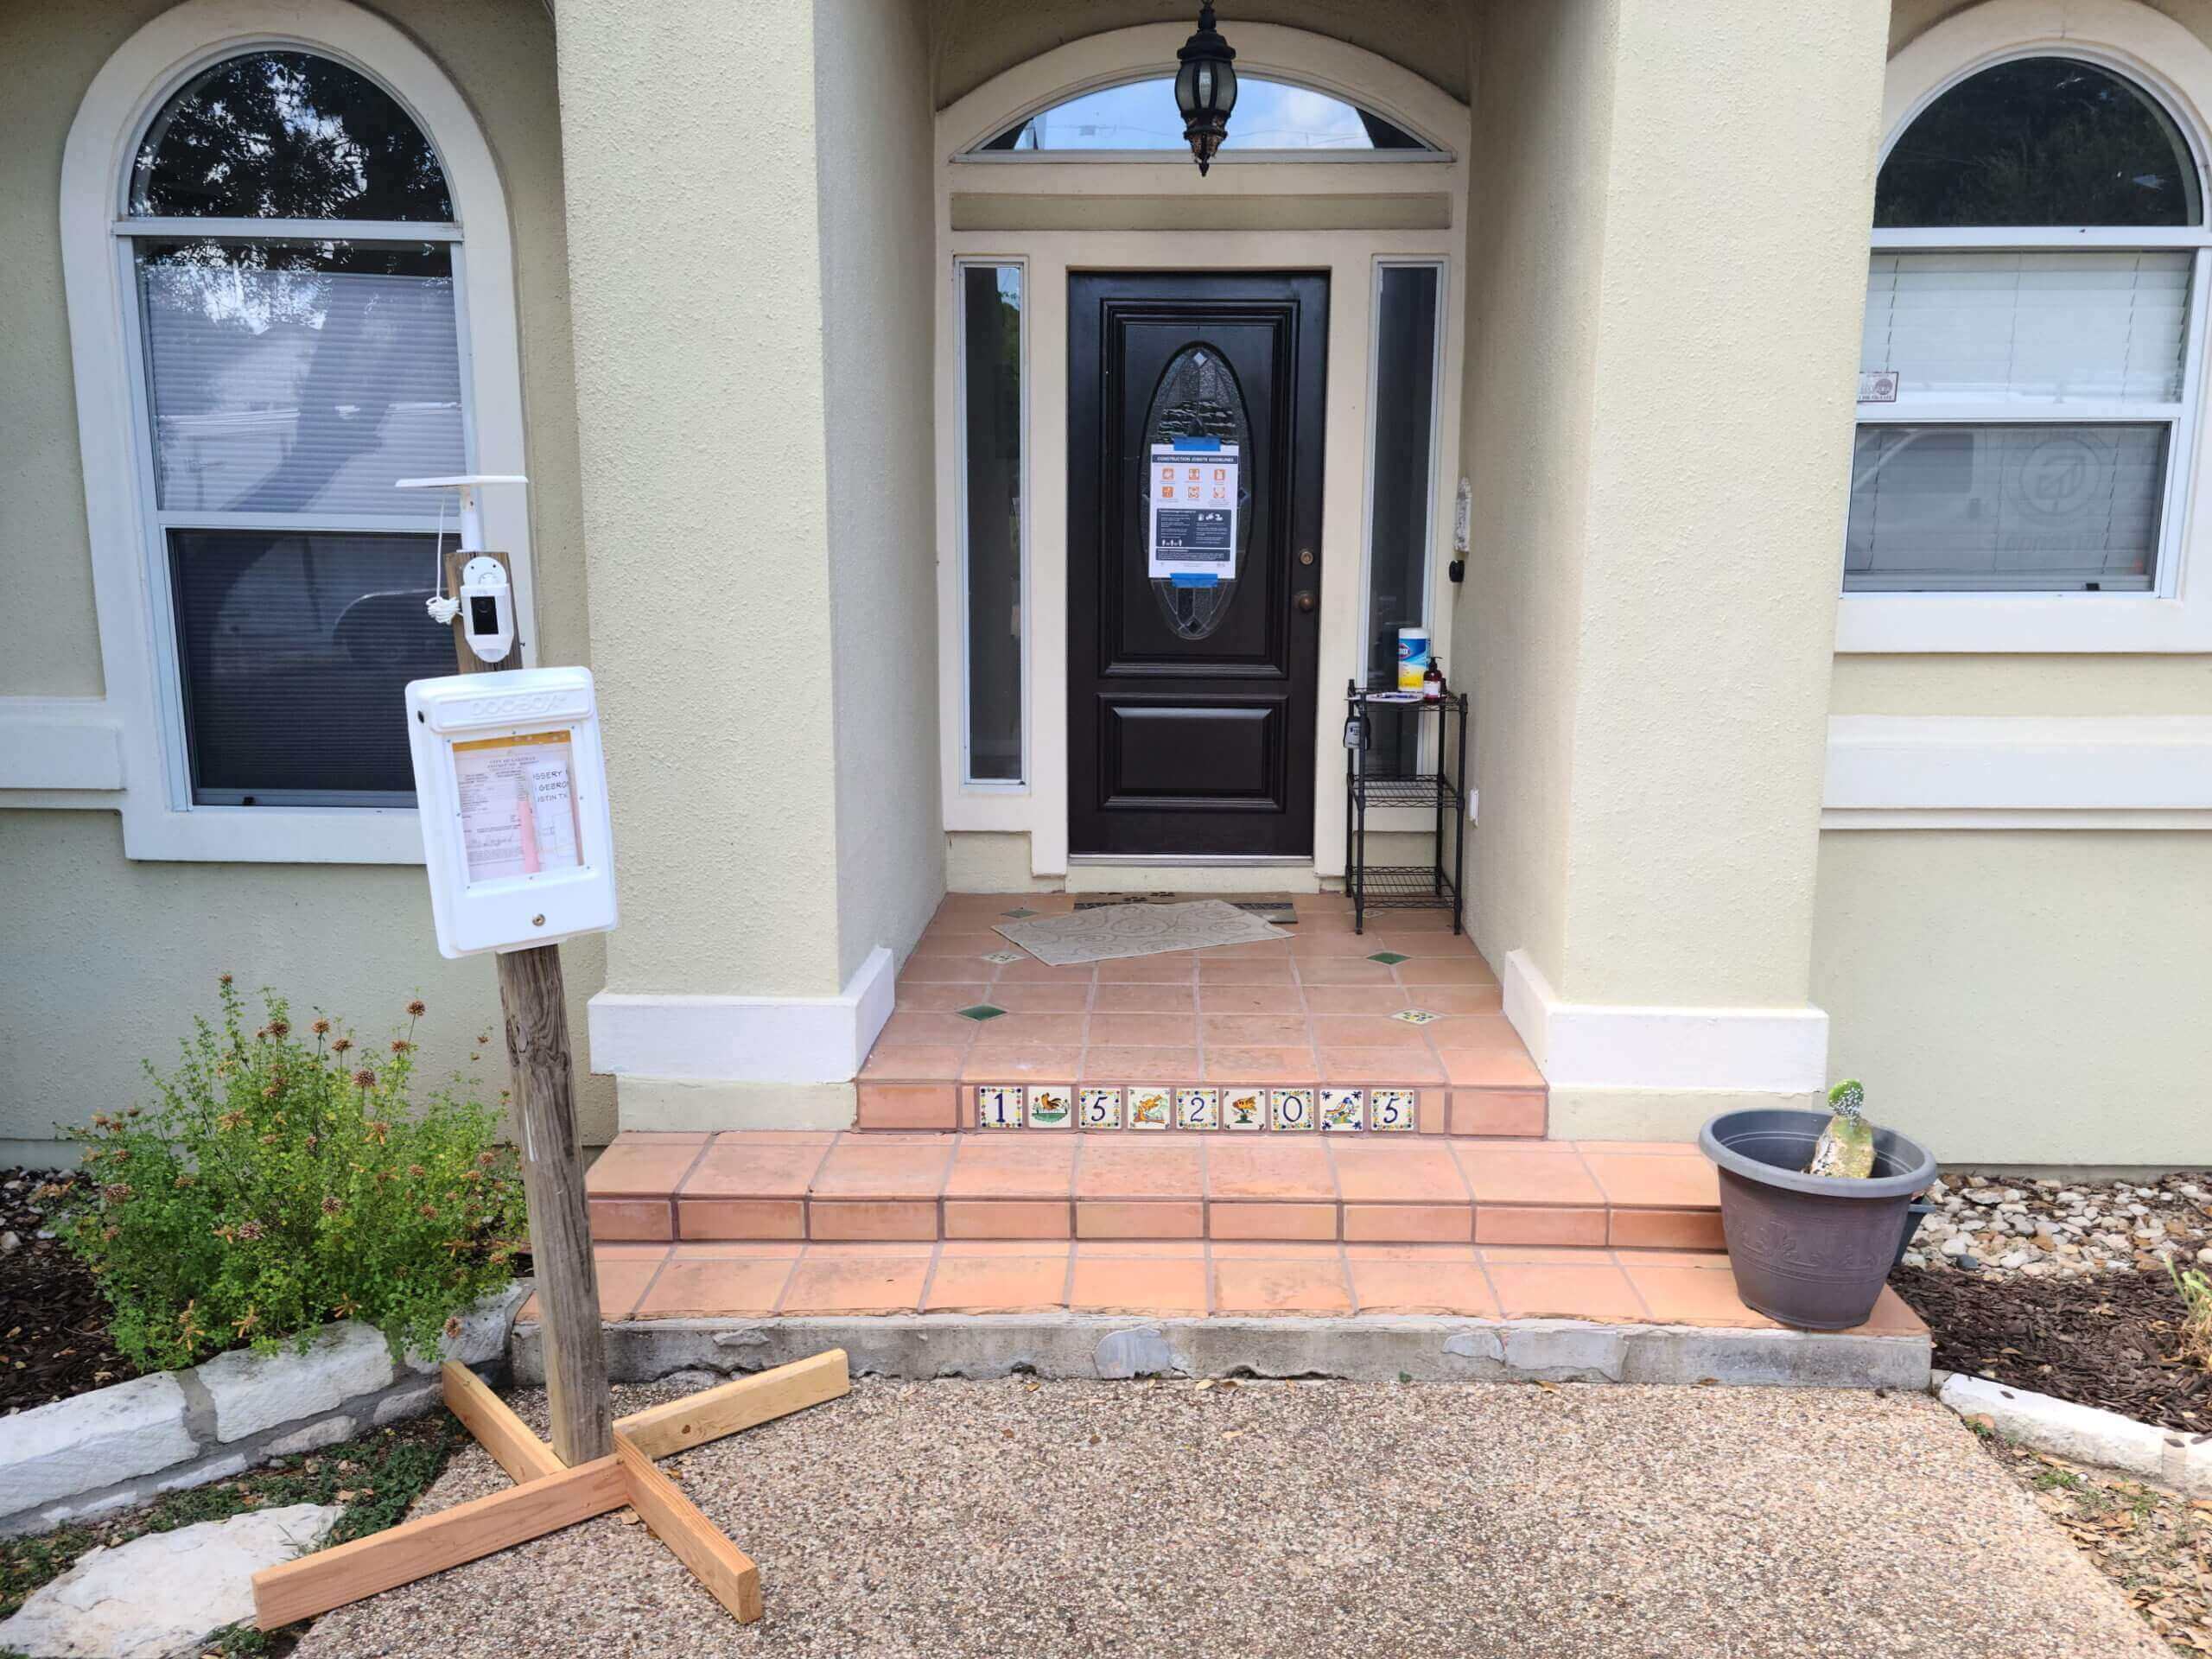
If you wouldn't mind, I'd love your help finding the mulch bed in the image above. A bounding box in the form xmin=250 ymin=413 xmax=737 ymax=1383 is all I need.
xmin=1893 ymin=1263 xmax=2209 ymax=1432
xmin=0 ymin=1167 xmax=145 ymax=1414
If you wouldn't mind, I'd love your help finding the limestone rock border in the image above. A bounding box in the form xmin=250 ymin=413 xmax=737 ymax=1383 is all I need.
xmin=0 ymin=1284 xmax=528 ymax=1537
xmin=1936 ymin=1370 xmax=2212 ymax=1497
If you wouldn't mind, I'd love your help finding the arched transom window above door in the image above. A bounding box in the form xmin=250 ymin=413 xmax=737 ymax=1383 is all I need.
xmin=969 ymin=75 xmax=1438 ymax=156
xmin=1844 ymin=3 xmax=2212 ymax=652
xmin=62 ymin=0 xmax=534 ymax=861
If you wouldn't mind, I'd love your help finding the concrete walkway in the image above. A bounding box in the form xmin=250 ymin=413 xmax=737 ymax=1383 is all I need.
xmin=296 ymin=1377 xmax=2162 ymax=1659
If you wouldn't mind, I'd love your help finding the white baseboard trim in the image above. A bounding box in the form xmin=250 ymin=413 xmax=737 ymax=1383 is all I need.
xmin=1501 ymin=950 xmax=1829 ymax=1096
xmin=587 ymin=945 xmax=896 ymax=1085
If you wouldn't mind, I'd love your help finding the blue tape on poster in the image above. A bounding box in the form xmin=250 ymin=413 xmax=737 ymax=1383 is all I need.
xmin=1169 ymin=572 xmax=1220 ymax=587
xmin=1171 ymin=436 xmax=1222 ymax=451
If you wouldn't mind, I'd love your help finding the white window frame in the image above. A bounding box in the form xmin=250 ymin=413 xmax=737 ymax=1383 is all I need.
xmin=1355 ymin=256 xmax=1449 ymax=693
xmin=56 ymin=0 xmax=533 ymax=861
xmin=1842 ymin=0 xmax=2212 ymax=653
xmin=952 ymin=255 xmax=1031 ymax=790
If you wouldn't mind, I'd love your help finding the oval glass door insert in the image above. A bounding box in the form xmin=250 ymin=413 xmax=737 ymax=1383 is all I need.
xmin=1142 ymin=345 xmax=1252 ymax=639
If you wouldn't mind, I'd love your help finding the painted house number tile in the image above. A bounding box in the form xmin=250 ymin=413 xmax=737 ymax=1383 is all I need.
xmin=1078 ymin=1087 xmax=1123 ymax=1130
xmin=1127 ymin=1088 xmax=1174 ymax=1131
xmin=1175 ymin=1088 xmax=1220 ymax=1131
xmin=1222 ymin=1089 xmax=1266 ymax=1131
xmin=1026 ymin=1086 xmax=1073 ymax=1128
xmin=1370 ymin=1089 xmax=1418 ymax=1132
xmin=976 ymin=1085 xmax=1023 ymax=1130
xmin=1319 ymin=1089 xmax=1364 ymax=1132
xmin=1269 ymin=1089 xmax=1316 ymax=1132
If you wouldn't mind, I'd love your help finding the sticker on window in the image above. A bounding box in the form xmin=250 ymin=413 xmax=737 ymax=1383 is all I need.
xmin=1858 ymin=370 xmax=1900 ymax=404
xmin=453 ymin=729 xmax=584 ymax=884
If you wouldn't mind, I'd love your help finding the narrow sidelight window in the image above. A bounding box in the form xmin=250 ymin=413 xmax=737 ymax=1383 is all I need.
xmin=1363 ymin=262 xmax=1443 ymax=771
xmin=959 ymin=262 xmax=1025 ymax=783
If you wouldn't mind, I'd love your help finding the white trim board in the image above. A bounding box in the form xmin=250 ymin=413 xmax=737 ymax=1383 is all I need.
xmin=0 ymin=699 xmax=125 ymax=792
xmin=52 ymin=0 xmax=533 ymax=863
xmin=586 ymin=946 xmax=897 ymax=1086
xmin=1500 ymin=950 xmax=1830 ymax=1097
xmin=1823 ymin=714 xmax=2212 ymax=828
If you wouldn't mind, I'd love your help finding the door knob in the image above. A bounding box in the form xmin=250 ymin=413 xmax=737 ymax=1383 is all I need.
xmin=1294 ymin=590 xmax=1317 ymax=613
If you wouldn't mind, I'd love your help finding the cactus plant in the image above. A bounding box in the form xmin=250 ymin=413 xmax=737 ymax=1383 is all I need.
xmin=1807 ymin=1077 xmax=1876 ymax=1179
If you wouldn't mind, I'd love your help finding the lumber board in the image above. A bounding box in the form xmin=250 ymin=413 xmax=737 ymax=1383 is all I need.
xmin=251 ymin=1455 xmax=626 ymax=1630
xmin=615 ymin=1349 xmax=850 ymax=1461
xmin=614 ymin=1432 xmax=762 ymax=1624
xmin=441 ymin=1361 xmax=563 ymax=1484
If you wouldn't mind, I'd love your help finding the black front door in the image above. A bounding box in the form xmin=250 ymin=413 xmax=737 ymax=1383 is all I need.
xmin=1068 ymin=271 xmax=1327 ymax=857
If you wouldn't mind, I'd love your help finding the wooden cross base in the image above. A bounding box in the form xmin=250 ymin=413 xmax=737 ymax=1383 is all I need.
xmin=251 ymin=1350 xmax=851 ymax=1630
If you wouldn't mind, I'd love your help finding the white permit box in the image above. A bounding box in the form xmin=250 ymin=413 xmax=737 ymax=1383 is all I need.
xmin=405 ymin=666 xmax=618 ymax=957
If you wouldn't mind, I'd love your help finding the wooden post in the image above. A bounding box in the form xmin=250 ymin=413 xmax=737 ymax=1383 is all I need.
xmin=445 ymin=548 xmax=612 ymax=1465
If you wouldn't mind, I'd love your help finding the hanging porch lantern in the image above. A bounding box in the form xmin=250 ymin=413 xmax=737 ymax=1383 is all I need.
xmin=1175 ymin=3 xmax=1238 ymax=175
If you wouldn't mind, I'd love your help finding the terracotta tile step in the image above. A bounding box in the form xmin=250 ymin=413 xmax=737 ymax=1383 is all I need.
xmin=532 ymin=1239 xmax=1926 ymax=1337
xmin=585 ymin=1130 xmax=1719 ymax=1249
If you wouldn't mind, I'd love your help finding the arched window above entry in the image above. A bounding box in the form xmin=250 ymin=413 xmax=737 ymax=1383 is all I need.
xmin=130 ymin=50 xmax=451 ymax=220
xmin=1876 ymin=55 xmax=2200 ymax=227
xmin=972 ymin=75 xmax=1433 ymax=154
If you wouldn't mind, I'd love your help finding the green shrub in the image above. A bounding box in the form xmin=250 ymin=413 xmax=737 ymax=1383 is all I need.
xmin=54 ymin=977 xmax=527 ymax=1373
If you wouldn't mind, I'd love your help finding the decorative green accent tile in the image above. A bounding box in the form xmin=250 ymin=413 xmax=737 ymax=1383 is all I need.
xmin=1391 ymin=1008 xmax=1440 ymax=1026
xmin=957 ymin=1004 xmax=1008 ymax=1022
xmin=1367 ymin=950 xmax=1409 ymax=965
xmin=1001 ymin=906 xmax=1039 ymax=918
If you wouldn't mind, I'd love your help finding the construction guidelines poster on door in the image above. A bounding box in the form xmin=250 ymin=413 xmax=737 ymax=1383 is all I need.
xmin=1148 ymin=441 xmax=1238 ymax=582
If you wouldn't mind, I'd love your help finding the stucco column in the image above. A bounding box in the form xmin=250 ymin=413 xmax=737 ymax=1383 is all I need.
xmin=555 ymin=0 xmax=865 ymax=1128
xmin=1466 ymin=0 xmax=1891 ymax=1136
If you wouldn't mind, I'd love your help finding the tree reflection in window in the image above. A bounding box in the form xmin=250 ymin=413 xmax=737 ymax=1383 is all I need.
xmin=131 ymin=50 xmax=451 ymax=221
xmin=1877 ymin=56 xmax=2200 ymax=228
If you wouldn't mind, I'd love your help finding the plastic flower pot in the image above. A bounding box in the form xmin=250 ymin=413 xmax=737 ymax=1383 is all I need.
xmin=1698 ymin=1109 xmax=1938 ymax=1331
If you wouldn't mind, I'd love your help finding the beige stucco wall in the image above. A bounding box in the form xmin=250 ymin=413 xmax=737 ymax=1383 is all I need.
xmin=1808 ymin=0 xmax=2212 ymax=1167
xmin=927 ymin=0 xmax=1472 ymax=107
xmin=555 ymin=0 xmax=849 ymax=1005
xmin=1813 ymin=831 xmax=2212 ymax=1165
xmin=0 ymin=0 xmax=607 ymax=1163
xmin=1454 ymin=0 xmax=1614 ymax=1001
xmin=817 ymin=0 xmax=947 ymax=984
xmin=1460 ymin=0 xmax=1890 ymax=1019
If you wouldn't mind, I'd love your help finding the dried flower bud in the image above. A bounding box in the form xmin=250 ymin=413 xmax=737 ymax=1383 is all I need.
xmin=321 ymin=1195 xmax=343 ymax=1216
xmin=406 ymin=999 xmax=427 ymax=1018
xmin=217 ymin=1110 xmax=246 ymax=1131
xmin=442 ymin=1315 xmax=462 ymax=1338
xmin=353 ymin=1069 xmax=377 ymax=1090
xmin=236 ymin=1220 xmax=266 ymax=1242
xmin=419 ymin=1203 xmax=438 ymax=1219
xmin=99 ymin=1182 xmax=133 ymax=1204
xmin=218 ymin=972 xmax=233 ymax=986
xmin=408 ymin=1163 xmax=427 ymax=1178
xmin=311 ymin=1018 xmax=331 ymax=1036
xmin=267 ymin=1020 xmax=289 ymax=1039
xmin=390 ymin=1039 xmax=411 ymax=1055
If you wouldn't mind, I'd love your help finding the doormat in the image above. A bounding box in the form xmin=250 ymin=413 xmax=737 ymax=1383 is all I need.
xmin=996 ymin=899 xmax=1288 ymax=966
xmin=1074 ymin=895 xmax=1299 ymax=926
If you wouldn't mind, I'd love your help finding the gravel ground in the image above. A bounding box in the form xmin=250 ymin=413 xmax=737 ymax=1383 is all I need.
xmin=1904 ymin=1171 xmax=2212 ymax=1279
xmin=294 ymin=1377 xmax=2164 ymax=1659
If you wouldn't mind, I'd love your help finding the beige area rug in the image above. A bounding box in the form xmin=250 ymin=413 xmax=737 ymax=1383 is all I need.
xmin=994 ymin=899 xmax=1288 ymax=966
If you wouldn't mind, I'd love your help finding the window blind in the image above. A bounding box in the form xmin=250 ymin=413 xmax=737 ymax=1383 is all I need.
xmin=1862 ymin=251 xmax=2190 ymax=404
xmin=138 ymin=246 xmax=465 ymax=517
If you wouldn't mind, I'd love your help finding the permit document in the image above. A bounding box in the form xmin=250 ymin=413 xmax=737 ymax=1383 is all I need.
xmin=454 ymin=729 xmax=583 ymax=884
xmin=1147 ymin=442 xmax=1238 ymax=581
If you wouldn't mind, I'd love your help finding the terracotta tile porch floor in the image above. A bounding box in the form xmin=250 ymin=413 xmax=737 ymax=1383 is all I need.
xmin=529 ymin=1239 xmax=1926 ymax=1337
xmin=861 ymin=891 xmax=1546 ymax=1135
